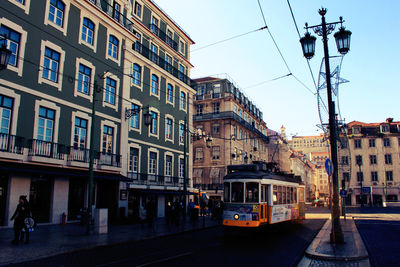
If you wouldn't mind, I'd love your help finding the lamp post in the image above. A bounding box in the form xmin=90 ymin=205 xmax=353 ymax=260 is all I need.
xmin=300 ymin=8 xmax=351 ymax=244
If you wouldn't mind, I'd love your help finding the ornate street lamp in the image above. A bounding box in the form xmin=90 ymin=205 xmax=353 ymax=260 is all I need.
xmin=300 ymin=30 xmax=316 ymax=59
xmin=300 ymin=8 xmax=352 ymax=244
xmin=0 ymin=40 xmax=12 ymax=71
xmin=143 ymin=108 xmax=153 ymax=127
xmin=205 ymin=136 xmax=212 ymax=148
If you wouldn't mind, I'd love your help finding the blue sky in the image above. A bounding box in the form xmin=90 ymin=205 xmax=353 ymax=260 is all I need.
xmin=155 ymin=0 xmax=400 ymax=137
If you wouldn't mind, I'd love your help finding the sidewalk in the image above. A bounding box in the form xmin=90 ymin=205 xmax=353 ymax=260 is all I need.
xmin=0 ymin=216 xmax=219 ymax=266
xmin=298 ymin=218 xmax=370 ymax=267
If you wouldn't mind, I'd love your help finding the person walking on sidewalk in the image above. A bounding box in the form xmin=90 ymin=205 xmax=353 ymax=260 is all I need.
xmin=10 ymin=195 xmax=31 ymax=245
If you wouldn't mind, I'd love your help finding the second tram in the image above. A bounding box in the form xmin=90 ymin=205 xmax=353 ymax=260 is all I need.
xmin=223 ymin=163 xmax=305 ymax=229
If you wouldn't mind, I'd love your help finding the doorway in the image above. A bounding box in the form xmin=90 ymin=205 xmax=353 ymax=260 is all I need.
xmin=29 ymin=176 xmax=52 ymax=223
xmin=68 ymin=178 xmax=86 ymax=221
xmin=0 ymin=174 xmax=8 ymax=226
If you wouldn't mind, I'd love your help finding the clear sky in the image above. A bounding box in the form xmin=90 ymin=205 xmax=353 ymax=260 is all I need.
xmin=155 ymin=0 xmax=400 ymax=137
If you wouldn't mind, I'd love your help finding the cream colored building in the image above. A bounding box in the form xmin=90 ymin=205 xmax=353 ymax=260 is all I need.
xmin=191 ymin=75 xmax=269 ymax=200
xmin=340 ymin=118 xmax=400 ymax=206
xmin=289 ymin=134 xmax=329 ymax=154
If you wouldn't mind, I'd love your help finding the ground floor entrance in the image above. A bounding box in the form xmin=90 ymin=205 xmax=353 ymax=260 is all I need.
xmin=29 ymin=176 xmax=52 ymax=223
xmin=0 ymin=174 xmax=8 ymax=226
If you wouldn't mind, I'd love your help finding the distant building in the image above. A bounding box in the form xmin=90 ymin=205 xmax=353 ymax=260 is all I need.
xmin=191 ymin=75 xmax=269 ymax=200
xmin=289 ymin=134 xmax=329 ymax=154
xmin=340 ymin=118 xmax=400 ymax=206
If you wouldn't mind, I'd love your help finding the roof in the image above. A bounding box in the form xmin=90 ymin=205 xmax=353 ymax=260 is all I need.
xmin=192 ymin=77 xmax=222 ymax=83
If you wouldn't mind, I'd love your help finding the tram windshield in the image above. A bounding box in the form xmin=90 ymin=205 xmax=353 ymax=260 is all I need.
xmin=246 ymin=182 xmax=259 ymax=203
xmin=231 ymin=182 xmax=244 ymax=203
xmin=224 ymin=182 xmax=230 ymax=202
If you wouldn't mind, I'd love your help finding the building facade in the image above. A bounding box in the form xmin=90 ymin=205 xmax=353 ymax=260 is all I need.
xmin=340 ymin=118 xmax=400 ymax=206
xmin=191 ymin=75 xmax=269 ymax=200
xmin=289 ymin=134 xmax=329 ymax=154
xmin=0 ymin=0 xmax=194 ymax=226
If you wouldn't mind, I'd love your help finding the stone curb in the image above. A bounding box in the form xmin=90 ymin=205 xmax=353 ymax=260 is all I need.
xmin=305 ymin=219 xmax=369 ymax=262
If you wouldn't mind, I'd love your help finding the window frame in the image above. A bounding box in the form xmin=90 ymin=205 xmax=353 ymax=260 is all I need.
xmin=132 ymin=63 xmax=142 ymax=88
xmin=38 ymin=40 xmax=65 ymax=91
xmin=44 ymin=0 xmax=69 ymax=35
xmin=74 ymin=58 xmax=95 ymax=101
xmin=165 ymin=115 xmax=174 ymax=143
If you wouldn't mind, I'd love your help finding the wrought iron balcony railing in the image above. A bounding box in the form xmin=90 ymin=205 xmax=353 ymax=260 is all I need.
xmin=67 ymin=147 xmax=91 ymax=163
xmin=0 ymin=133 xmax=24 ymax=154
xmin=133 ymin=42 xmax=191 ymax=86
xmin=148 ymin=23 xmax=179 ymax=51
xmin=127 ymin=172 xmax=188 ymax=187
xmin=97 ymin=151 xmax=121 ymax=167
xmin=28 ymin=139 xmax=66 ymax=160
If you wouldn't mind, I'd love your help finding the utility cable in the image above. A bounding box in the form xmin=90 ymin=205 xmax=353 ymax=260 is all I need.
xmin=191 ymin=26 xmax=267 ymax=52
xmin=243 ymin=73 xmax=292 ymax=89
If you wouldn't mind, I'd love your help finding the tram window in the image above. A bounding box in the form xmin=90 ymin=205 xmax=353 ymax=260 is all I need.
xmin=294 ymin=188 xmax=297 ymax=202
xmin=287 ymin=188 xmax=290 ymax=204
xmin=245 ymin=182 xmax=259 ymax=203
xmin=261 ymin=185 xmax=267 ymax=202
xmin=232 ymin=182 xmax=244 ymax=203
xmin=273 ymin=185 xmax=277 ymax=205
xmin=224 ymin=183 xmax=230 ymax=202
xmin=278 ymin=186 xmax=282 ymax=204
xmin=290 ymin=188 xmax=294 ymax=203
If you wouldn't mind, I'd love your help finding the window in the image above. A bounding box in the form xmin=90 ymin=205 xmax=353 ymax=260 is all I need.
xmin=179 ymin=123 xmax=184 ymax=144
xmin=150 ymin=111 xmax=158 ymax=135
xmin=165 ymin=155 xmax=172 ymax=177
xmin=341 ymin=156 xmax=349 ymax=165
xmin=42 ymin=47 xmax=60 ymax=82
xmin=167 ymin=84 xmax=173 ymax=103
xmin=196 ymin=104 xmax=203 ymax=116
xmin=369 ymin=155 xmax=377 ymax=165
xmin=371 ymin=171 xmax=378 ymax=182
xmin=108 ymin=35 xmax=119 ymax=60
xmin=151 ymin=17 xmax=158 ymax=34
xmin=165 ymin=54 xmax=172 ymax=73
xmin=357 ymin=172 xmax=363 ymax=182
xmin=354 ymin=139 xmax=362 ymax=149
xmin=180 ymin=91 xmax=186 ymax=110
xmin=73 ymin=117 xmax=87 ymax=149
xmin=132 ymin=63 xmax=141 ymax=86
xmin=165 ymin=118 xmax=173 ymax=140
xmin=212 ymin=124 xmax=220 ymax=135
xmin=150 ymin=43 xmax=158 ymax=63
xmin=151 ymin=74 xmax=159 ymax=95
xmin=224 ymin=183 xmax=230 ymax=202
xmin=232 ymin=182 xmax=244 ymax=203
xmin=0 ymin=95 xmax=13 ymax=134
xmin=383 ymin=138 xmax=391 ymax=147
xmin=381 ymin=125 xmax=389 ymax=132
xmin=179 ymin=40 xmax=185 ymax=54
xmin=134 ymin=32 xmax=141 ymax=52
xmin=343 ymin=172 xmax=350 ymax=182
xmin=134 ymin=1 xmax=142 ymax=17
xmin=77 ymin=63 xmax=91 ymax=95
xmin=179 ymin=158 xmax=184 ymax=178
xmin=369 ymin=139 xmax=375 ymax=147
xmin=212 ymin=146 xmax=220 ymax=160
xmin=149 ymin=151 xmax=157 ymax=175
xmin=0 ymin=26 xmax=21 ymax=67
xmin=197 ymin=85 xmax=205 ymax=96
xmin=113 ymin=2 xmax=121 ymax=21
xmin=48 ymin=0 xmax=65 ymax=27
xmin=178 ymin=64 xmax=185 ymax=81
xmin=129 ymin=147 xmax=139 ymax=173
xmin=102 ymin=125 xmax=113 ymax=153
xmin=81 ymin=18 xmax=94 ymax=45
xmin=130 ymin=103 xmax=140 ymax=129
xmin=105 ymin=77 xmax=116 ymax=105
xmin=385 ymin=171 xmax=393 ymax=181
xmin=37 ymin=107 xmax=55 ymax=141
xmin=166 ymin=29 xmax=173 ymax=46
xmin=195 ymin=147 xmax=203 ymax=161
xmin=385 ymin=154 xmax=392 ymax=164
xmin=239 ymin=109 xmax=242 ymax=118
xmin=212 ymin=102 xmax=220 ymax=114
xmin=246 ymin=182 xmax=259 ymax=203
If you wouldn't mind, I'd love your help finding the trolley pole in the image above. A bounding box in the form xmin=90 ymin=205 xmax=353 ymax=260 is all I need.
xmin=183 ymin=116 xmax=188 ymax=218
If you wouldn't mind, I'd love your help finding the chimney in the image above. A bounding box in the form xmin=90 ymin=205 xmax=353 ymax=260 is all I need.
xmin=386 ymin=118 xmax=393 ymax=123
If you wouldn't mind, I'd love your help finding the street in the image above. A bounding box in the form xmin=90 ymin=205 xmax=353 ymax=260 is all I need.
xmin=9 ymin=218 xmax=325 ymax=267
xmin=348 ymin=207 xmax=400 ymax=267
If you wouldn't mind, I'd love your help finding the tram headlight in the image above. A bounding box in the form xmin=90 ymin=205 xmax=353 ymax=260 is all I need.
xmin=234 ymin=214 xmax=239 ymax=220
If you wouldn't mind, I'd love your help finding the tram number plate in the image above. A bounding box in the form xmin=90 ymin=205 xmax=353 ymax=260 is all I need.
xmin=252 ymin=205 xmax=259 ymax=212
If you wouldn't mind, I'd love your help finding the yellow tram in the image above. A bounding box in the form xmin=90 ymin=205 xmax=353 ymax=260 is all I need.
xmin=223 ymin=163 xmax=305 ymax=229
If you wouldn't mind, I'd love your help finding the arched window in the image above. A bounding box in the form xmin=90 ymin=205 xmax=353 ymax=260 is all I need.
xmin=132 ymin=63 xmax=141 ymax=86
xmin=82 ymin=18 xmax=95 ymax=45
xmin=151 ymin=74 xmax=159 ymax=95
xmin=48 ymin=0 xmax=65 ymax=27
xmin=108 ymin=35 xmax=119 ymax=59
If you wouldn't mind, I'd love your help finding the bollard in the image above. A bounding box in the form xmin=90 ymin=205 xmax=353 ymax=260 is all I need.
xmin=61 ymin=212 xmax=66 ymax=225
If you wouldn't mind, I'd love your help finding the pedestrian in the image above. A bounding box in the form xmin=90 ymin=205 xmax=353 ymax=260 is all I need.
xmin=200 ymin=199 xmax=206 ymax=216
xmin=173 ymin=199 xmax=180 ymax=225
xmin=10 ymin=195 xmax=31 ymax=245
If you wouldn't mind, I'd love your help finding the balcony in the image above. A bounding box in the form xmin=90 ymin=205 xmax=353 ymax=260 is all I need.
xmin=67 ymin=147 xmax=90 ymax=163
xmin=193 ymin=111 xmax=269 ymax=141
xmin=127 ymin=172 xmax=187 ymax=187
xmin=148 ymin=23 xmax=179 ymax=51
xmin=87 ymin=0 xmax=135 ymax=34
xmin=97 ymin=152 xmax=121 ymax=167
xmin=0 ymin=133 xmax=24 ymax=154
xmin=28 ymin=139 xmax=66 ymax=160
xmin=133 ymin=42 xmax=191 ymax=86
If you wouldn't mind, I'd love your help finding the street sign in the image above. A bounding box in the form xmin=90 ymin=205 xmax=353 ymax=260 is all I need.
xmin=325 ymin=158 xmax=333 ymax=176
xmin=362 ymin=187 xmax=371 ymax=194
xmin=340 ymin=189 xmax=347 ymax=197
